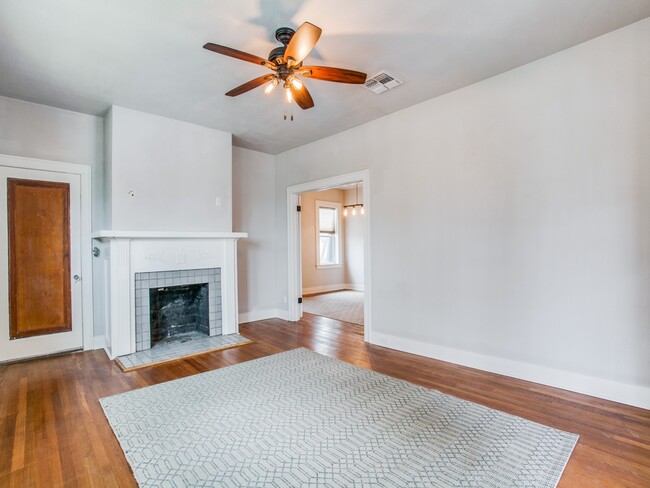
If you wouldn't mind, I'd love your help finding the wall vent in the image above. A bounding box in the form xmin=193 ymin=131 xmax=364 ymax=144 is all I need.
xmin=363 ymin=71 xmax=403 ymax=94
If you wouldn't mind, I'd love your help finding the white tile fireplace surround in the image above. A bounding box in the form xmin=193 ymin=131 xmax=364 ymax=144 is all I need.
xmin=93 ymin=231 xmax=247 ymax=359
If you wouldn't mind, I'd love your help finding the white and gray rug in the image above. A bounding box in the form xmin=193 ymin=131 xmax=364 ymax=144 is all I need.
xmin=303 ymin=290 xmax=364 ymax=325
xmin=101 ymin=348 xmax=578 ymax=487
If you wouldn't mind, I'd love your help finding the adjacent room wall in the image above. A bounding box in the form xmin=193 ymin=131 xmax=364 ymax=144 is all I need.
xmin=274 ymin=19 xmax=650 ymax=407
xmin=300 ymin=189 xmax=346 ymax=294
xmin=232 ymin=147 xmax=281 ymax=322
xmin=343 ymin=186 xmax=364 ymax=291
xmin=104 ymin=105 xmax=232 ymax=231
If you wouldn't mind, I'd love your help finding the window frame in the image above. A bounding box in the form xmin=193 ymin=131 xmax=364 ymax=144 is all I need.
xmin=315 ymin=200 xmax=343 ymax=269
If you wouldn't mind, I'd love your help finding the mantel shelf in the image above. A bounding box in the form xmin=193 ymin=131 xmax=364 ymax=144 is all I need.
xmin=92 ymin=230 xmax=247 ymax=240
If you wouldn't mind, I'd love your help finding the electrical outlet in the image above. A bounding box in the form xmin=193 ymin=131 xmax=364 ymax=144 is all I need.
xmin=215 ymin=197 xmax=222 ymax=207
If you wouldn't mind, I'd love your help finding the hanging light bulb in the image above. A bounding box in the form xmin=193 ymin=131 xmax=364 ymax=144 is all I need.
xmin=343 ymin=207 xmax=348 ymax=217
xmin=353 ymin=184 xmax=360 ymax=216
xmin=290 ymin=77 xmax=303 ymax=90
xmin=285 ymin=86 xmax=292 ymax=103
xmin=264 ymin=79 xmax=279 ymax=94
xmin=360 ymin=206 xmax=365 ymax=215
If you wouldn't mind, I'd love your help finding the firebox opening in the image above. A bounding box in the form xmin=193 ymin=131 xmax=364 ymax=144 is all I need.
xmin=149 ymin=283 xmax=209 ymax=348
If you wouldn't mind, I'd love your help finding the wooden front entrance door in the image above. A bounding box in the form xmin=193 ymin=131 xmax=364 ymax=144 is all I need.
xmin=0 ymin=166 xmax=82 ymax=361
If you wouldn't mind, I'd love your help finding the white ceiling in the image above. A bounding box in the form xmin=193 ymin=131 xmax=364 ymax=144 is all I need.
xmin=1 ymin=1 xmax=649 ymax=154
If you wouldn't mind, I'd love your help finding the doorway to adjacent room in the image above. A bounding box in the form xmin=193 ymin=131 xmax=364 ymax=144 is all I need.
xmin=287 ymin=170 xmax=370 ymax=342
xmin=300 ymin=184 xmax=365 ymax=327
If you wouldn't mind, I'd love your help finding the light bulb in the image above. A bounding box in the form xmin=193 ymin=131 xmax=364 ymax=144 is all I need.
xmin=352 ymin=207 xmax=356 ymax=216
xmin=264 ymin=79 xmax=279 ymax=94
xmin=343 ymin=208 xmax=348 ymax=217
xmin=360 ymin=206 xmax=365 ymax=215
xmin=285 ymin=87 xmax=292 ymax=103
xmin=291 ymin=77 xmax=303 ymax=90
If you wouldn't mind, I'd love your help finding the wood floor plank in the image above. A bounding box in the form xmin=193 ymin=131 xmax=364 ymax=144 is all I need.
xmin=0 ymin=313 xmax=648 ymax=487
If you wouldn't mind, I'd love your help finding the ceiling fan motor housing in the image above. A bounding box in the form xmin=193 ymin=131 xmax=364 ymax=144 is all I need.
xmin=268 ymin=46 xmax=286 ymax=63
xmin=269 ymin=27 xmax=295 ymax=63
xmin=275 ymin=27 xmax=295 ymax=45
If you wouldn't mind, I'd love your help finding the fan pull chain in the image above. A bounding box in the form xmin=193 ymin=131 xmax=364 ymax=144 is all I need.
xmin=283 ymin=104 xmax=295 ymax=122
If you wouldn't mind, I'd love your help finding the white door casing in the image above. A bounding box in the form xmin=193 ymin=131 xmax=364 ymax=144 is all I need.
xmin=0 ymin=154 xmax=93 ymax=361
xmin=287 ymin=170 xmax=371 ymax=343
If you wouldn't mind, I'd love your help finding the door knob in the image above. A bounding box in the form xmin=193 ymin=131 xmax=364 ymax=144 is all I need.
xmin=73 ymin=275 xmax=81 ymax=282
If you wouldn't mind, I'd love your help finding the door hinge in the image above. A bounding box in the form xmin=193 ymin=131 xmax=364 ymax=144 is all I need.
xmin=297 ymin=205 xmax=301 ymax=212
xmin=298 ymin=297 xmax=303 ymax=304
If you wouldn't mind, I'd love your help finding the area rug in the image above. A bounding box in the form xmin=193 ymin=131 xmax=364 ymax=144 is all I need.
xmin=303 ymin=290 xmax=364 ymax=325
xmin=100 ymin=348 xmax=578 ymax=487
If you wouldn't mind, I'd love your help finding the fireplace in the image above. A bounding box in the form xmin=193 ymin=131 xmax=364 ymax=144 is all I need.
xmin=92 ymin=231 xmax=246 ymax=359
xmin=150 ymin=283 xmax=209 ymax=347
xmin=134 ymin=268 xmax=222 ymax=351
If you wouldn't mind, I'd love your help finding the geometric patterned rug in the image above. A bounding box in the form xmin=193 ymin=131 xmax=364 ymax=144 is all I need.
xmin=303 ymin=290 xmax=364 ymax=325
xmin=100 ymin=348 xmax=578 ymax=487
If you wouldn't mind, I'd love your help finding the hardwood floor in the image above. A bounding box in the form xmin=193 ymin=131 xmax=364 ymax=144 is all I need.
xmin=1 ymin=313 xmax=649 ymax=487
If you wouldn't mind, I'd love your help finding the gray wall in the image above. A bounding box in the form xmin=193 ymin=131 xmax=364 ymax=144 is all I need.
xmin=232 ymin=147 xmax=279 ymax=320
xmin=0 ymin=95 xmax=106 ymax=340
xmin=343 ymin=186 xmax=365 ymax=290
xmin=274 ymin=19 xmax=650 ymax=396
xmin=105 ymin=106 xmax=232 ymax=232
xmin=0 ymin=95 xmax=104 ymax=229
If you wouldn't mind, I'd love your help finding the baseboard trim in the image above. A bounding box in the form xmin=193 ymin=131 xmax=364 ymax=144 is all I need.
xmin=303 ymin=284 xmax=364 ymax=295
xmin=239 ymin=309 xmax=289 ymax=324
xmin=345 ymin=283 xmax=364 ymax=292
xmin=371 ymin=332 xmax=650 ymax=410
xmin=302 ymin=284 xmax=347 ymax=295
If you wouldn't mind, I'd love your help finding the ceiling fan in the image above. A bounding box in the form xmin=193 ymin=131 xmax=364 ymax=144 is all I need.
xmin=203 ymin=22 xmax=367 ymax=110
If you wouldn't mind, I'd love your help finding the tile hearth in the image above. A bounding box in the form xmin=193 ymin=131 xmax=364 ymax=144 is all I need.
xmin=116 ymin=333 xmax=252 ymax=371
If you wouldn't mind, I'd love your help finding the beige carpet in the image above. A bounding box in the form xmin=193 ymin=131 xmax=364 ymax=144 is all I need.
xmin=303 ymin=290 xmax=364 ymax=325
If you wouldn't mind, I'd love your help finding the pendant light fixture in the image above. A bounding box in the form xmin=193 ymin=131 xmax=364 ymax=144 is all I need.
xmin=343 ymin=183 xmax=363 ymax=217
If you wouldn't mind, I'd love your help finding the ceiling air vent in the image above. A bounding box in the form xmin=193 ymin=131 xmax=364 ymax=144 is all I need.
xmin=363 ymin=71 xmax=403 ymax=94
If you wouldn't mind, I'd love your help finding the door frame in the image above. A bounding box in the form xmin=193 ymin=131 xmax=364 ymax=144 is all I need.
xmin=0 ymin=153 xmax=94 ymax=352
xmin=287 ymin=170 xmax=371 ymax=342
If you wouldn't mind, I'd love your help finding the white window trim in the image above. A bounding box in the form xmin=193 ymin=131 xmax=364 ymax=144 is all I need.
xmin=315 ymin=200 xmax=343 ymax=269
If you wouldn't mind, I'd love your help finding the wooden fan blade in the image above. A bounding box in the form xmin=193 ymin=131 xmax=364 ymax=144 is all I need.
xmin=284 ymin=22 xmax=322 ymax=66
xmin=301 ymin=66 xmax=367 ymax=84
xmin=226 ymin=75 xmax=275 ymax=97
xmin=290 ymin=83 xmax=315 ymax=110
xmin=203 ymin=43 xmax=273 ymax=68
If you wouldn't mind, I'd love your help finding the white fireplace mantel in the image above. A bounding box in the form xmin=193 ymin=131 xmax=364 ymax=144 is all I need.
xmin=93 ymin=230 xmax=247 ymax=358
xmin=93 ymin=230 xmax=247 ymax=240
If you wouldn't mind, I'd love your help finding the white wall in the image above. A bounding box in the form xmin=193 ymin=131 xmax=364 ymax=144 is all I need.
xmin=0 ymin=95 xmax=104 ymax=229
xmin=300 ymin=189 xmax=347 ymax=294
xmin=232 ymin=147 xmax=280 ymax=322
xmin=104 ymin=106 xmax=232 ymax=231
xmin=0 ymin=96 xmax=106 ymax=340
xmin=343 ymin=186 xmax=364 ymax=290
xmin=274 ymin=19 xmax=650 ymax=407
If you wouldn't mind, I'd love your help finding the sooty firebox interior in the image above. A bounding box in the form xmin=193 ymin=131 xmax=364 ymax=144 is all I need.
xmin=149 ymin=283 xmax=209 ymax=347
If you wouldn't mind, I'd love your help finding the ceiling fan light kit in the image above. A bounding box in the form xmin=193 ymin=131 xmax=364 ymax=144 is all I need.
xmin=203 ymin=22 xmax=368 ymax=112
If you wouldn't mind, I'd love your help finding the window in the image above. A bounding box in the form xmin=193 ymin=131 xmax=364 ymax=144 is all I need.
xmin=316 ymin=201 xmax=341 ymax=268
